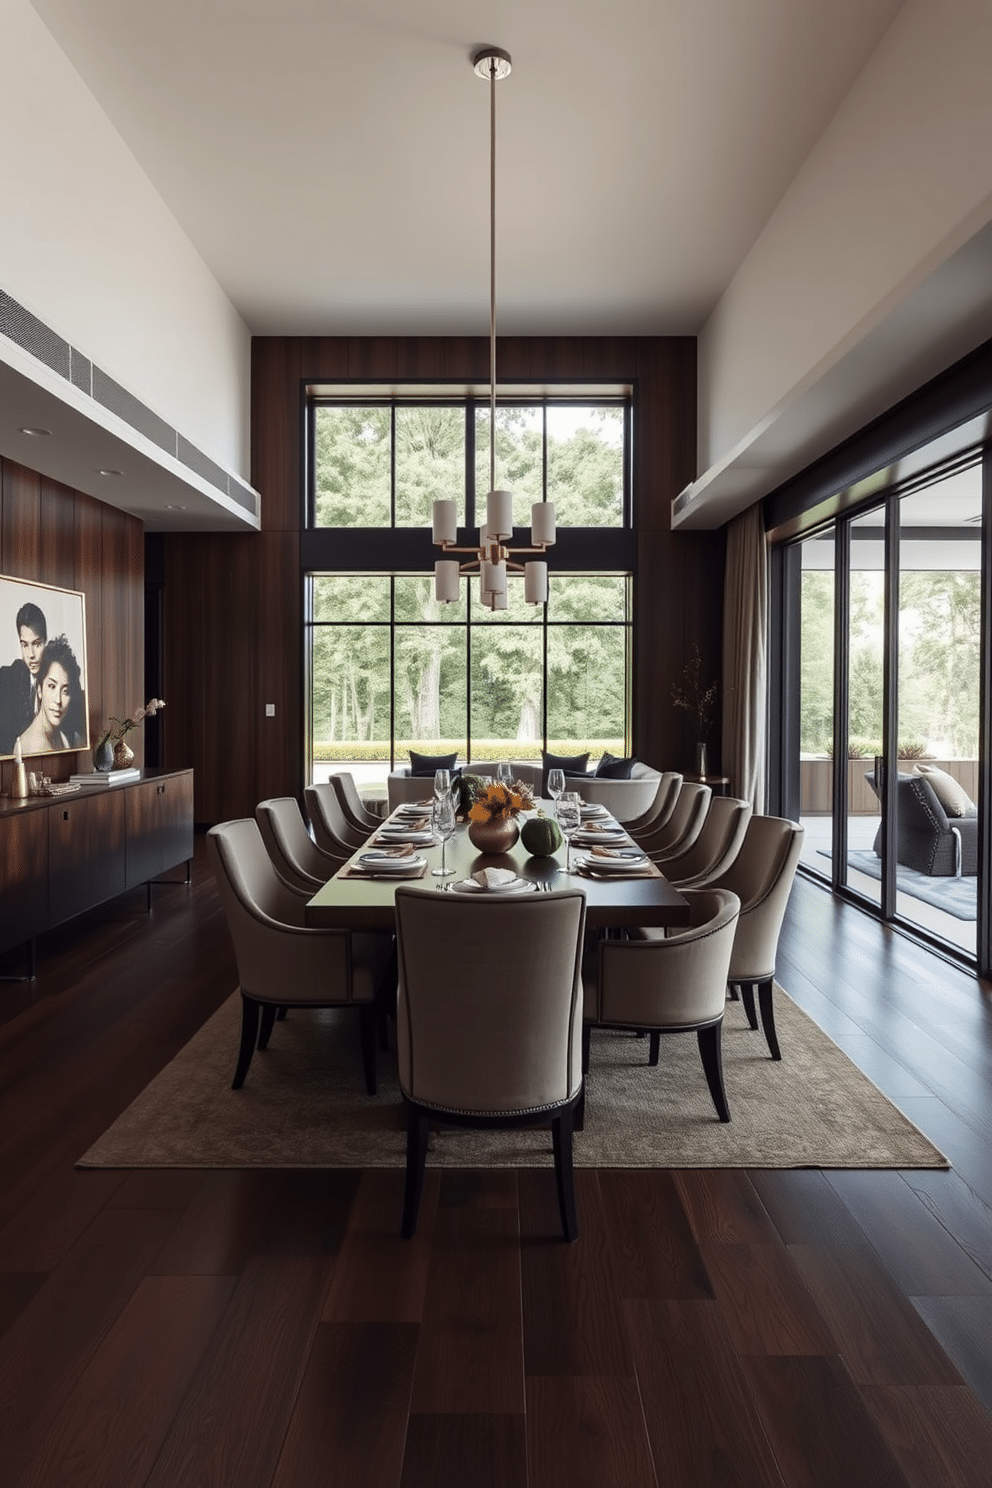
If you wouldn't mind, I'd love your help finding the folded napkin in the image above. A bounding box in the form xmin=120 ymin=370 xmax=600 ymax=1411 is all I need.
xmin=590 ymin=846 xmax=644 ymax=860
xmin=387 ymin=814 xmax=430 ymax=829
xmin=577 ymin=822 xmax=620 ymax=834
xmin=472 ymin=867 xmax=518 ymax=889
xmin=361 ymin=844 xmax=415 ymax=859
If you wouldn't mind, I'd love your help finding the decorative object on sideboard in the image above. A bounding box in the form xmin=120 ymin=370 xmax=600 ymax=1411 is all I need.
xmin=10 ymin=737 xmax=29 ymax=799
xmin=95 ymin=698 xmax=166 ymax=773
xmin=430 ymin=48 xmax=556 ymax=610
xmin=671 ymin=646 xmax=719 ymax=777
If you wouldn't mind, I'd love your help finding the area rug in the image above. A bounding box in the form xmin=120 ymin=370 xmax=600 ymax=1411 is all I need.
xmin=78 ymin=988 xmax=946 ymax=1171
xmin=820 ymin=848 xmax=978 ymax=921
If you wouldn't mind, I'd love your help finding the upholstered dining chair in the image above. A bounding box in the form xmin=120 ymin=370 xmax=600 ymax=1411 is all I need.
xmin=328 ymin=771 xmax=384 ymax=834
xmin=639 ymin=781 xmax=712 ymax=860
xmin=651 ymin=795 xmax=752 ymax=888
xmin=583 ymin=888 xmax=740 ymax=1122
xmin=393 ymin=884 xmax=587 ymax=1242
xmin=208 ymin=819 xmax=393 ymax=1093
xmin=256 ymin=795 xmax=347 ymax=895
xmin=705 ymin=815 xmax=804 ymax=1061
xmin=624 ymin=771 xmax=683 ymax=838
xmin=304 ymin=782 xmax=370 ymax=855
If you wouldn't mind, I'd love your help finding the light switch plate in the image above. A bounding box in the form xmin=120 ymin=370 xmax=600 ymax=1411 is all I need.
xmin=265 ymin=703 xmax=275 ymax=717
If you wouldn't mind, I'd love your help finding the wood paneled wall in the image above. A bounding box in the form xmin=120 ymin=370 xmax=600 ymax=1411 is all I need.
xmin=163 ymin=335 xmax=725 ymax=823
xmin=0 ymin=456 xmax=144 ymax=794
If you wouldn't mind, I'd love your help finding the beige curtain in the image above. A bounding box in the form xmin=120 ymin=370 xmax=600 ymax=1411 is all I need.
xmin=722 ymin=504 xmax=767 ymax=810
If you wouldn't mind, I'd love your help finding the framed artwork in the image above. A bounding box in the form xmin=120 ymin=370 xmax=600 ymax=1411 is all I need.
xmin=0 ymin=574 xmax=90 ymax=760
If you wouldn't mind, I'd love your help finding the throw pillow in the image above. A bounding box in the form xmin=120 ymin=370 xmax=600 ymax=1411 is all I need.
xmin=914 ymin=763 xmax=976 ymax=818
xmin=409 ymin=749 xmax=459 ymax=778
xmin=595 ymin=751 xmax=635 ymax=780
xmin=541 ymin=750 xmax=590 ymax=794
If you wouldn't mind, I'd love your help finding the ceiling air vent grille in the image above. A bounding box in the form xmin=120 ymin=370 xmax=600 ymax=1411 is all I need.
xmin=0 ymin=290 xmax=71 ymax=380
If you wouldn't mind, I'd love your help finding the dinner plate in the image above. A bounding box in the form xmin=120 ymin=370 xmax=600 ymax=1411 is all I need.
xmin=396 ymin=802 xmax=432 ymax=816
xmin=580 ymin=804 xmax=611 ymax=819
xmin=357 ymin=854 xmax=427 ymax=875
xmin=452 ymin=876 xmax=537 ymax=894
xmin=572 ymin=826 xmax=626 ymax=841
xmin=576 ymin=853 xmax=648 ymax=873
xmin=375 ymin=829 xmax=435 ymax=843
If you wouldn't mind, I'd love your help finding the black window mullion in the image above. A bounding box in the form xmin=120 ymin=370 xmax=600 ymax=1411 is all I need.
xmin=880 ymin=500 xmax=900 ymax=920
xmin=978 ymin=443 xmax=992 ymax=976
xmin=833 ymin=520 xmax=851 ymax=889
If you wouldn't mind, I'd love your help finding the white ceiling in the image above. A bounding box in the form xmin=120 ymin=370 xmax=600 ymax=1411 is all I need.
xmin=31 ymin=0 xmax=905 ymax=339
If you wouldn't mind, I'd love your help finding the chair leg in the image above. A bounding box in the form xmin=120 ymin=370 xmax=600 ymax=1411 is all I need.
xmin=276 ymin=1006 xmax=288 ymax=1021
xmin=739 ymin=983 xmax=759 ymax=1030
xmin=574 ymin=1080 xmax=586 ymax=1133
xmin=257 ymin=1003 xmax=278 ymax=1050
xmin=697 ymin=1021 xmax=731 ymax=1122
xmin=648 ymin=1031 xmax=661 ymax=1066
xmin=581 ymin=1022 xmax=591 ymax=1075
xmin=551 ymin=1105 xmax=579 ymax=1242
xmin=757 ymin=978 xmax=781 ymax=1061
xmin=401 ymin=1105 xmax=431 ymax=1239
xmin=232 ymin=996 xmax=261 ymax=1089
xmin=727 ymin=983 xmax=740 ymax=1002
xmin=359 ymin=1002 xmax=378 ymax=1095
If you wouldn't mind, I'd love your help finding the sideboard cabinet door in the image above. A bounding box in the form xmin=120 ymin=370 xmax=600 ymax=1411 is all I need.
xmin=0 ymin=811 xmax=49 ymax=954
xmin=48 ymin=792 xmax=126 ymax=925
xmin=125 ymin=772 xmax=194 ymax=887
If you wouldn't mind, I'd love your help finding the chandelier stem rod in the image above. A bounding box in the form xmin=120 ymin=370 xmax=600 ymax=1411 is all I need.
xmin=489 ymin=55 xmax=497 ymax=500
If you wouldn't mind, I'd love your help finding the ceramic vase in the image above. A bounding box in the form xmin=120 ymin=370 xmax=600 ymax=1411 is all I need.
xmin=113 ymin=737 xmax=135 ymax=769
xmin=93 ymin=735 xmax=115 ymax=773
xmin=695 ymin=742 xmax=708 ymax=780
xmin=467 ymin=816 xmax=520 ymax=854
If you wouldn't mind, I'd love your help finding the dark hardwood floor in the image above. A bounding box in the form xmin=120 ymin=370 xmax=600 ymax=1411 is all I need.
xmin=2 ymin=841 xmax=992 ymax=1486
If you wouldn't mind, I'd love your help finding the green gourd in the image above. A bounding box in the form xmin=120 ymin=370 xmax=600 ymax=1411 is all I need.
xmin=521 ymin=815 xmax=564 ymax=857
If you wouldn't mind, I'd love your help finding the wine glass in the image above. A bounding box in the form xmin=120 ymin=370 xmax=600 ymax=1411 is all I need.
xmin=547 ymin=767 xmax=565 ymax=804
xmin=434 ymin=768 xmax=450 ymax=802
xmin=431 ymin=793 xmax=457 ymax=877
xmin=496 ymin=761 xmax=513 ymax=786
xmin=555 ymin=791 xmax=581 ymax=872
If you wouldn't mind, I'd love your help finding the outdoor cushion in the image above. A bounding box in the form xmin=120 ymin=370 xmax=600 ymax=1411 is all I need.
xmin=914 ymin=763 xmax=976 ymax=818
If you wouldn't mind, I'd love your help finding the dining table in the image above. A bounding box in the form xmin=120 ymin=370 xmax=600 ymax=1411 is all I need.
xmin=305 ymin=803 xmax=691 ymax=933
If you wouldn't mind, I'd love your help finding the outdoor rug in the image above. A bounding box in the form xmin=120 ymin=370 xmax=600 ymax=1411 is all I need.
xmin=822 ymin=848 xmax=978 ymax=921
xmin=78 ymin=987 xmax=947 ymax=1171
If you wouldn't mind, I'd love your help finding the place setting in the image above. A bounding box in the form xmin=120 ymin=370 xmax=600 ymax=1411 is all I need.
xmin=340 ymin=843 xmax=430 ymax=880
xmin=446 ymin=866 xmax=539 ymax=895
xmin=572 ymin=845 xmax=658 ymax=880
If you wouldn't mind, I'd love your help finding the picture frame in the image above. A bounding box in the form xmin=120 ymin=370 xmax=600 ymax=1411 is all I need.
xmin=0 ymin=574 xmax=90 ymax=761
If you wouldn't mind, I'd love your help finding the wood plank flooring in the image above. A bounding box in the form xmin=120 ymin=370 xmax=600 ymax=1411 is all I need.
xmin=2 ymin=845 xmax=992 ymax=1486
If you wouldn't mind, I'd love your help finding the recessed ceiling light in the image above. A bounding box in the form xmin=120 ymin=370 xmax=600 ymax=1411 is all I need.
xmin=20 ymin=426 xmax=51 ymax=437
xmin=164 ymin=503 xmax=187 ymax=511
xmin=97 ymin=468 xmax=124 ymax=477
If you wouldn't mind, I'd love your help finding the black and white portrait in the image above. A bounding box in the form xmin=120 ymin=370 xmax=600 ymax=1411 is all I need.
xmin=0 ymin=575 xmax=90 ymax=760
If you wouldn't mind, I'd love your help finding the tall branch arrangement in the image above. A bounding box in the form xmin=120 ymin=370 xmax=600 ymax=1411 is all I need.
xmin=671 ymin=648 xmax=719 ymax=740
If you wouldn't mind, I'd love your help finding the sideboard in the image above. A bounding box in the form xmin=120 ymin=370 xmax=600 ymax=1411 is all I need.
xmin=0 ymin=768 xmax=193 ymax=977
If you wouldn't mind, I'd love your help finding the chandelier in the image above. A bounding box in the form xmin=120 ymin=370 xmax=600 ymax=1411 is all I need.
xmin=432 ymin=46 xmax=556 ymax=610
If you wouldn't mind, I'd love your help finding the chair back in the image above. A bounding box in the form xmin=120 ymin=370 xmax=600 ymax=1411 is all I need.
xmin=256 ymin=796 xmax=341 ymax=894
xmin=329 ymin=772 xmax=382 ymax=832
xmin=305 ymin=782 xmax=367 ymax=854
xmin=642 ymin=781 xmax=711 ymax=857
xmin=709 ymin=815 xmax=804 ymax=980
xmin=627 ymin=771 xmax=683 ymax=837
xmin=595 ymin=887 xmax=740 ymax=1027
xmin=664 ymin=795 xmax=752 ymax=885
xmin=394 ymin=886 xmax=586 ymax=1116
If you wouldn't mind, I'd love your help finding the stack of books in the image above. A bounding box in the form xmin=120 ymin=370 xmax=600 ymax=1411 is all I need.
xmin=69 ymin=767 xmax=142 ymax=786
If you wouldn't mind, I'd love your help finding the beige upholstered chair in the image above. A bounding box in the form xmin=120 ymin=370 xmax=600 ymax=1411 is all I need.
xmin=328 ymin=771 xmax=383 ymax=834
xmin=625 ymin=771 xmax=683 ymax=838
xmin=208 ymin=819 xmax=392 ymax=1093
xmin=583 ymin=888 xmax=741 ymax=1121
xmin=394 ymin=884 xmax=587 ymax=1242
xmin=256 ymin=795 xmax=346 ymax=895
xmin=305 ymin=782 xmax=369 ymax=855
xmin=653 ymin=795 xmax=752 ymax=888
xmin=706 ymin=816 xmax=805 ymax=1061
xmin=640 ymin=781 xmax=712 ymax=859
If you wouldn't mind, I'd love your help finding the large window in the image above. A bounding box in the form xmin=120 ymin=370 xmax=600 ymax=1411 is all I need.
xmin=304 ymin=393 xmax=634 ymax=790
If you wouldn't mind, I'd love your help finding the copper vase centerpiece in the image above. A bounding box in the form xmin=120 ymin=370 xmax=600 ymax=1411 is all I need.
xmin=467 ymin=815 xmax=520 ymax=854
xmin=466 ymin=778 xmax=533 ymax=855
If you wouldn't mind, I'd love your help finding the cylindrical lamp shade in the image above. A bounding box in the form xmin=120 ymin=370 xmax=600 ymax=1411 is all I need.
xmin=481 ymin=559 xmax=507 ymax=597
xmin=524 ymin=561 xmax=548 ymax=605
xmin=434 ymin=560 xmax=461 ymax=603
xmin=491 ymin=586 xmax=508 ymax=611
xmin=432 ymin=499 xmax=458 ymax=545
xmin=486 ymin=489 xmax=514 ymax=540
xmin=531 ymin=501 xmax=556 ymax=546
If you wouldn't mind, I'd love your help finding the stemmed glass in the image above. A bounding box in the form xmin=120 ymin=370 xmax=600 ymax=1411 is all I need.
xmin=434 ymin=768 xmax=450 ymax=802
xmin=547 ymin=767 xmax=565 ymax=805
xmin=431 ymin=793 xmax=457 ymax=877
xmin=496 ymin=761 xmax=513 ymax=786
xmin=555 ymin=790 xmax=581 ymax=873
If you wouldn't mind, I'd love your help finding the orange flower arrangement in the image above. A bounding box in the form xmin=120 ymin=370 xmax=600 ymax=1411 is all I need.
xmin=467 ymin=780 xmax=535 ymax=824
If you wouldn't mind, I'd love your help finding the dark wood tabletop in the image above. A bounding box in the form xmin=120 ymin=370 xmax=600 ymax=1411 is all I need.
xmin=305 ymin=813 xmax=690 ymax=932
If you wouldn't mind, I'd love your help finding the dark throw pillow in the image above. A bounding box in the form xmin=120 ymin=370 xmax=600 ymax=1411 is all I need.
xmin=541 ymin=750 xmax=590 ymax=794
xmin=409 ymin=749 xmax=459 ymax=778
xmin=595 ymin=752 xmax=635 ymax=780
